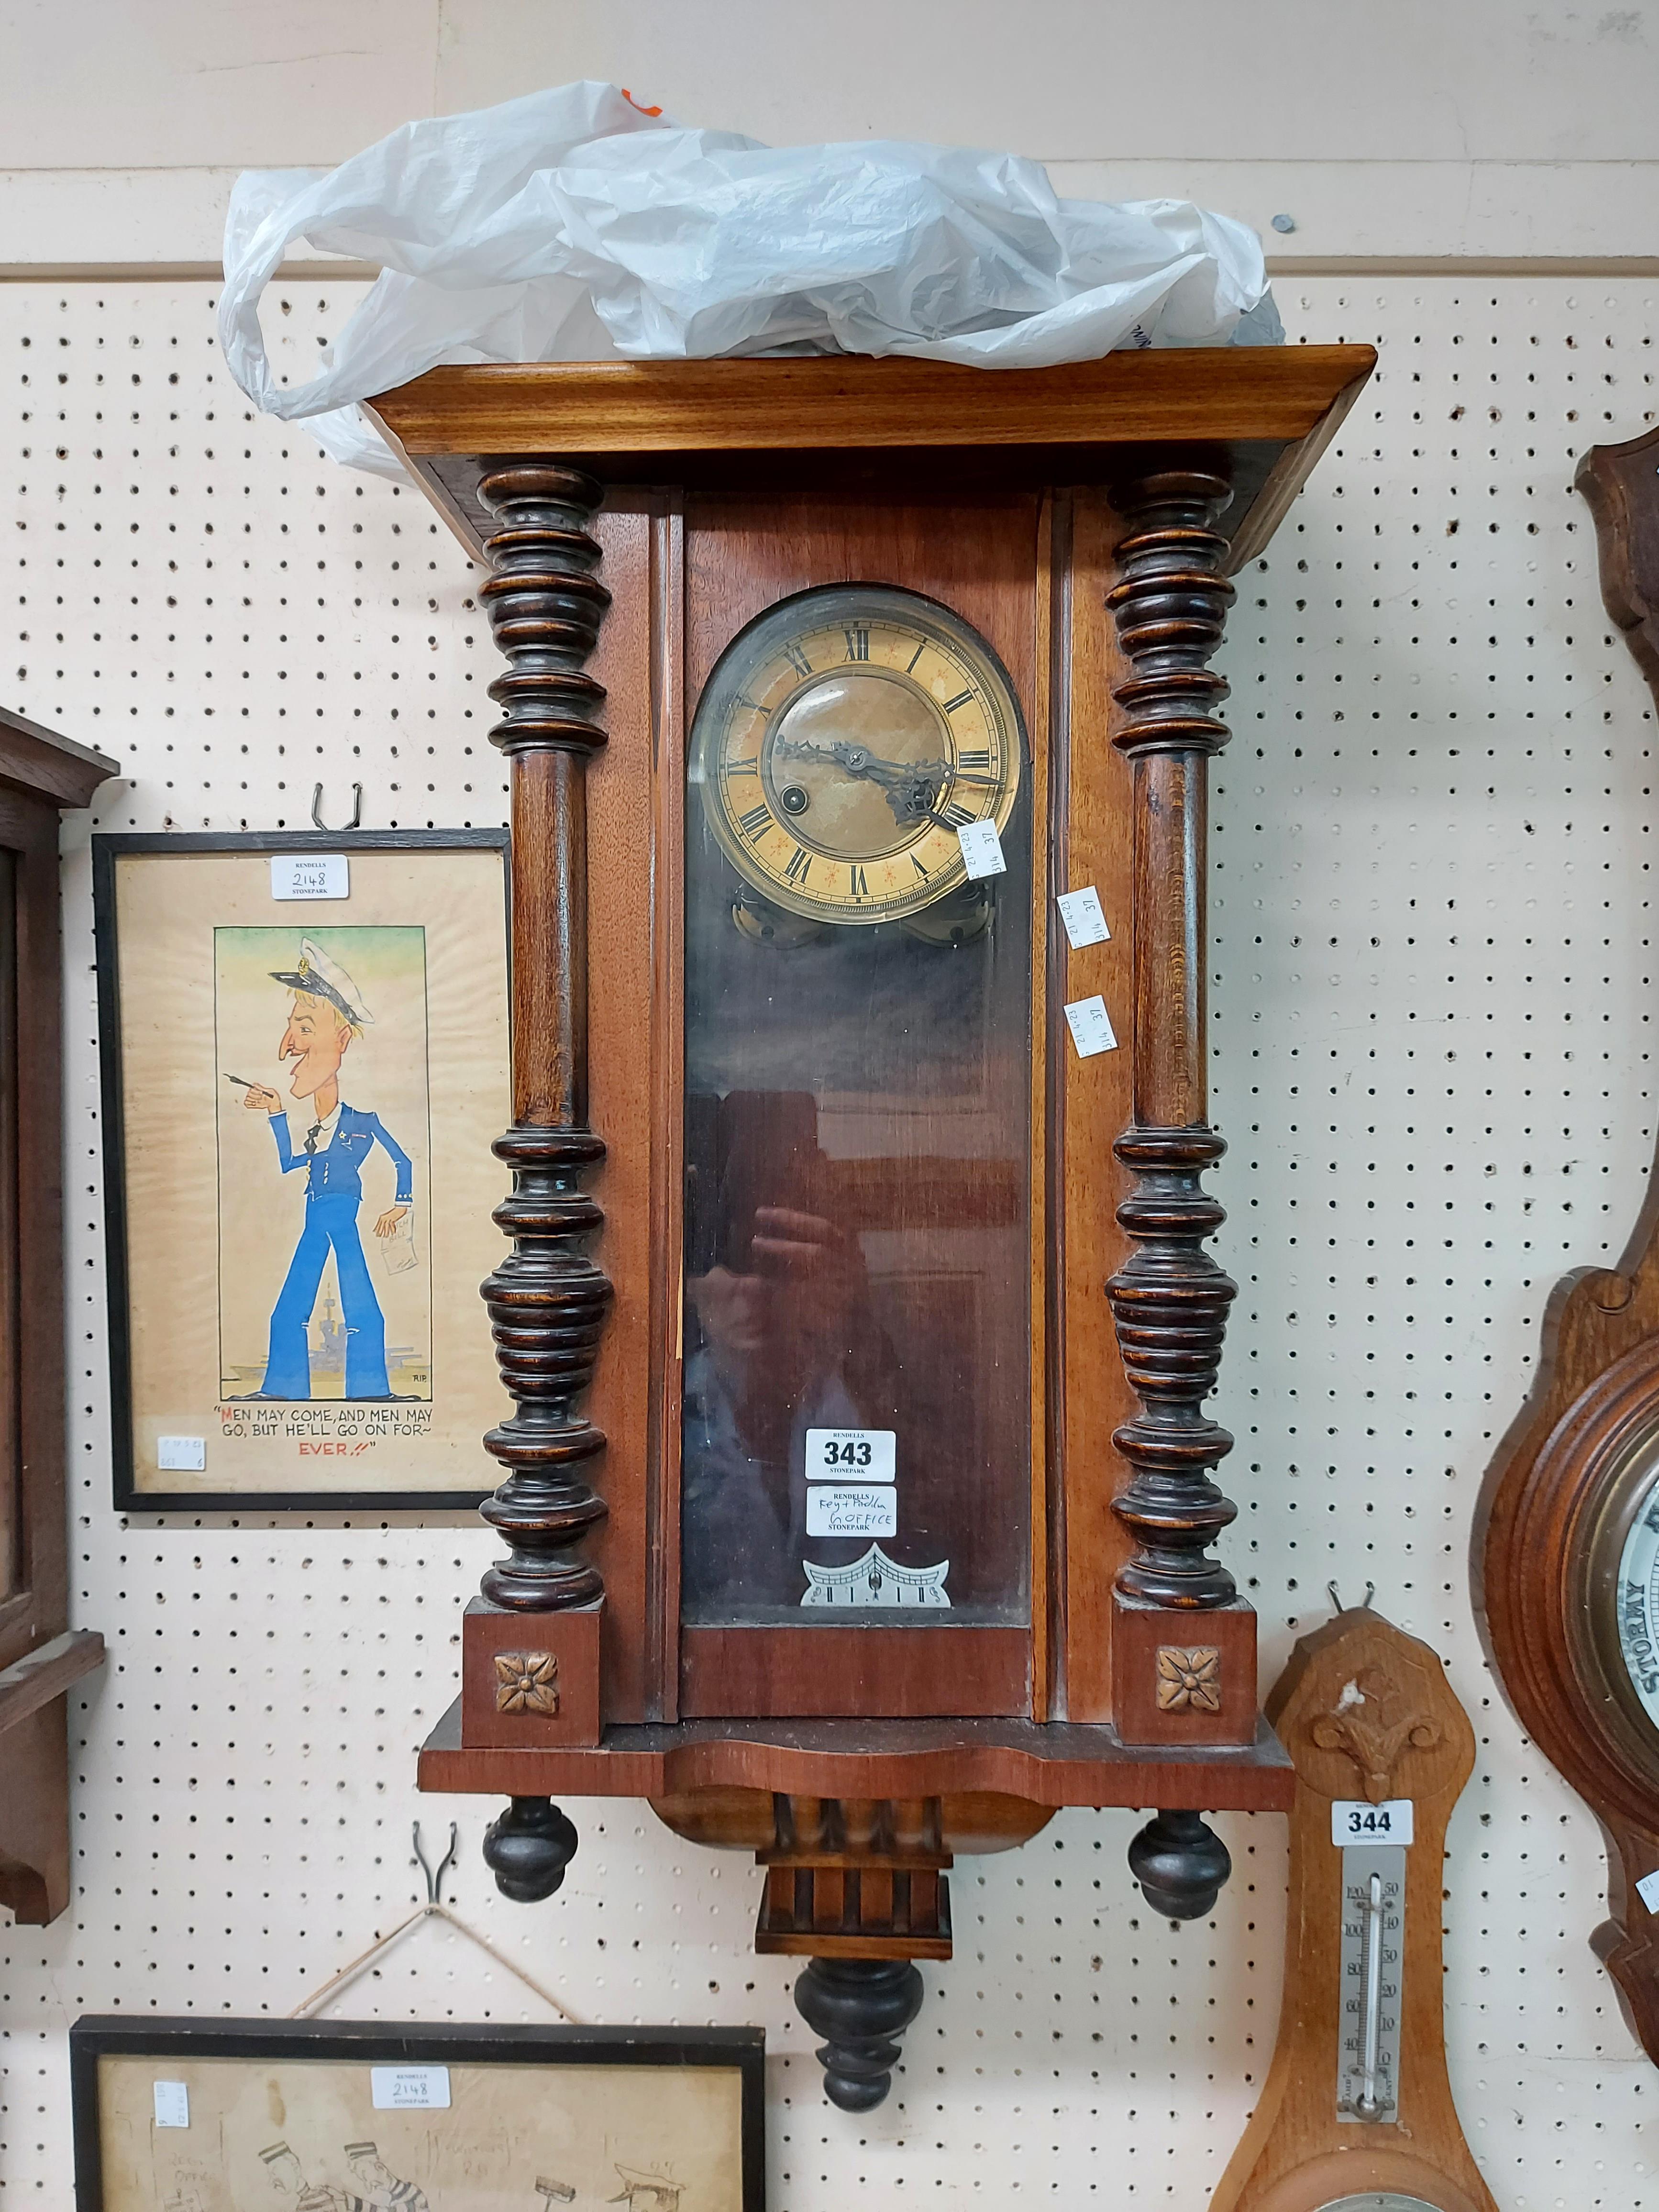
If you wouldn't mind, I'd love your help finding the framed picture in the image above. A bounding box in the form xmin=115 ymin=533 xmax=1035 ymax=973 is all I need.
xmin=69 ymin=2016 xmax=765 ymax=2212
xmin=93 ymin=831 xmax=511 ymax=1511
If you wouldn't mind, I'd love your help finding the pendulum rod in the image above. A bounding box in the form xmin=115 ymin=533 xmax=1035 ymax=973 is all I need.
xmin=1103 ymin=466 xmax=1240 ymax=1613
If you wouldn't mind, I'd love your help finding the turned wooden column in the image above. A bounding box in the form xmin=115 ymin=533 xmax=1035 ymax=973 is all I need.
xmin=466 ymin=465 xmax=615 ymax=1898
xmin=1104 ymin=468 xmax=1240 ymax=1616
xmin=475 ymin=464 xmax=614 ymax=1612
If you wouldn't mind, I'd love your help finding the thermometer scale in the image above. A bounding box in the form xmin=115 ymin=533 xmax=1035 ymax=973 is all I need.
xmin=1337 ymin=1845 xmax=1405 ymax=2123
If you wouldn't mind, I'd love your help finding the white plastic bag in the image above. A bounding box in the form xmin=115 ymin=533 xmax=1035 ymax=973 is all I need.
xmin=220 ymin=80 xmax=1280 ymax=478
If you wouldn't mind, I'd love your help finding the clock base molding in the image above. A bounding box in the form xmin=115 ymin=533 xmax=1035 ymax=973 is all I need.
xmin=1111 ymin=1593 xmax=1259 ymax=1747
xmin=460 ymin=1596 xmax=603 ymax=1749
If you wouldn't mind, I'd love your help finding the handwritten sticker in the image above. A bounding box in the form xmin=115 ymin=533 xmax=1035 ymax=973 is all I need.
xmin=371 ymin=2065 xmax=451 ymax=2111
xmin=153 ymin=2081 xmax=189 ymax=2129
xmin=156 ymin=1436 xmax=206 ymax=1472
xmin=1331 ymin=1798 xmax=1415 ymax=1847
xmin=1063 ymin=995 xmax=1118 ymax=1059
xmin=1056 ymin=885 xmax=1111 ymax=949
xmin=271 ymin=853 xmax=349 ymax=901
xmin=805 ymin=1427 xmax=895 ymax=1482
xmin=807 ymin=1485 xmax=898 ymax=1538
xmin=956 ymin=819 xmax=1006 ymax=880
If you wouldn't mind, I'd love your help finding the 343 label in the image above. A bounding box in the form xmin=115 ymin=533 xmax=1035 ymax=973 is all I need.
xmin=805 ymin=1427 xmax=896 ymax=1482
xmin=1330 ymin=1797 xmax=1415 ymax=1847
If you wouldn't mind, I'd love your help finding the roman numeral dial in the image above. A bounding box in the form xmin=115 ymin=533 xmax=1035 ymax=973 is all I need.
xmin=691 ymin=584 xmax=1024 ymax=927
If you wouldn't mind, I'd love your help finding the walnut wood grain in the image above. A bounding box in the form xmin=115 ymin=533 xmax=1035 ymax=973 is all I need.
xmin=1474 ymin=423 xmax=1659 ymax=2068
xmin=419 ymin=1699 xmax=1295 ymax=1810
xmin=1210 ymin=1606 xmax=1495 ymax=2212
xmin=1103 ymin=471 xmax=1240 ymax=1613
xmin=363 ymin=350 xmax=1375 ymax=580
xmin=679 ymin=1628 xmax=1030 ymax=1719
xmin=474 ymin=466 xmax=615 ymax=1615
xmin=366 ymin=348 xmax=1372 ymax=458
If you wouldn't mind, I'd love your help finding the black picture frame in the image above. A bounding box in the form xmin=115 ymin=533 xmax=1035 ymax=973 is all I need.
xmin=92 ymin=830 xmax=510 ymax=1514
xmin=69 ymin=2015 xmax=766 ymax=2211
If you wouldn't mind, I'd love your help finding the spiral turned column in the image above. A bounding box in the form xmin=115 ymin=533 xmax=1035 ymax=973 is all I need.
xmin=473 ymin=462 xmax=613 ymax=1903
xmin=1105 ymin=468 xmax=1240 ymax=1615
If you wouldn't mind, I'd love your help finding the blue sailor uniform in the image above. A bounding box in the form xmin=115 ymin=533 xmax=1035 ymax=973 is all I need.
xmin=259 ymin=1102 xmax=413 ymax=1400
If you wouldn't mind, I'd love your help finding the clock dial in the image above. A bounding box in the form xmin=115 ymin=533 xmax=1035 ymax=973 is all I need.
xmin=690 ymin=584 xmax=1023 ymax=926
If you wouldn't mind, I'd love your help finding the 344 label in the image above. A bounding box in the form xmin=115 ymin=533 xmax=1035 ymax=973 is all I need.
xmin=1330 ymin=1797 xmax=1415 ymax=1847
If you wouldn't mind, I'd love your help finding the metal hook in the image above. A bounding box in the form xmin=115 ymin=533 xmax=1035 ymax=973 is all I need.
xmin=311 ymin=781 xmax=364 ymax=832
xmin=412 ymin=1820 xmax=459 ymax=1906
xmin=1327 ymin=1580 xmax=1377 ymax=1617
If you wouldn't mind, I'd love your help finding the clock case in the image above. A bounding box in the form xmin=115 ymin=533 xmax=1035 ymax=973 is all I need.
xmin=1476 ymin=419 xmax=1659 ymax=2069
xmin=364 ymin=347 xmax=1375 ymax=2104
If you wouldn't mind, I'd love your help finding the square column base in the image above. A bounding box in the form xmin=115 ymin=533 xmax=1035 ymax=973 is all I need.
xmin=1111 ymin=1593 xmax=1257 ymax=1748
xmin=460 ymin=1595 xmax=604 ymax=1749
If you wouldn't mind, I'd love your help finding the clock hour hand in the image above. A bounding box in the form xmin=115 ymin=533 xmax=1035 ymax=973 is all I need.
xmin=770 ymin=737 xmax=1001 ymax=824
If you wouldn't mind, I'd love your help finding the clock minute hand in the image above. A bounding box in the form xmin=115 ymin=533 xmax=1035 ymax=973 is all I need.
xmin=771 ymin=738 xmax=1001 ymax=789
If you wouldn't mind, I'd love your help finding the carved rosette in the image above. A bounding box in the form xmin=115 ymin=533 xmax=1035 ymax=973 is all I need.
xmin=1104 ymin=468 xmax=1240 ymax=1612
xmin=475 ymin=464 xmax=614 ymax=1613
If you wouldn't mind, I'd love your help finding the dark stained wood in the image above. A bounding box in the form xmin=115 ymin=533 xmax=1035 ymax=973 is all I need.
xmin=1211 ymin=1606 xmax=1495 ymax=2212
xmin=0 ymin=720 xmax=115 ymax=1927
xmin=1103 ymin=471 xmax=1240 ymax=1615
xmin=1476 ymin=425 xmax=1659 ymax=2066
xmin=472 ymin=466 xmax=614 ymax=1621
xmin=680 ymin=1627 xmax=1030 ymax=1719
xmin=0 ymin=706 xmax=118 ymax=811
xmin=419 ymin=1697 xmax=1294 ymax=1809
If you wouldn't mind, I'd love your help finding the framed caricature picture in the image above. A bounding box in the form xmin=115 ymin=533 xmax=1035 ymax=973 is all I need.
xmin=93 ymin=831 xmax=511 ymax=1510
xmin=69 ymin=2016 xmax=766 ymax=2212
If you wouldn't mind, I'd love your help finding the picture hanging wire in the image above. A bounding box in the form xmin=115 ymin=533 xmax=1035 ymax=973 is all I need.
xmin=287 ymin=1822 xmax=585 ymax=2024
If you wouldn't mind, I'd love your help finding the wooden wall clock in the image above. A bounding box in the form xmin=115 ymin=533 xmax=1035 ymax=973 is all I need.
xmin=1477 ymin=419 xmax=1659 ymax=2067
xmin=362 ymin=345 xmax=1374 ymax=2105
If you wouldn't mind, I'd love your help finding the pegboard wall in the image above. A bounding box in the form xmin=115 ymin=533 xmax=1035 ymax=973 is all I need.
xmin=0 ymin=276 xmax=1655 ymax=2208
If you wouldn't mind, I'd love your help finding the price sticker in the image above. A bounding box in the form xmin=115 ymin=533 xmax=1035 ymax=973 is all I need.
xmin=805 ymin=1427 xmax=895 ymax=1482
xmin=1063 ymin=995 xmax=1118 ymax=1059
xmin=371 ymin=2065 xmax=451 ymax=2111
xmin=956 ymin=818 xmax=1006 ymax=880
xmin=270 ymin=852 xmax=349 ymax=901
xmin=1331 ymin=1798 xmax=1415 ymax=1847
xmin=156 ymin=1436 xmax=206 ymax=1472
xmin=1056 ymin=885 xmax=1111 ymax=949
xmin=807 ymin=1485 xmax=897 ymax=1538
xmin=153 ymin=2081 xmax=189 ymax=2129
xmin=1636 ymin=1868 xmax=1659 ymax=1914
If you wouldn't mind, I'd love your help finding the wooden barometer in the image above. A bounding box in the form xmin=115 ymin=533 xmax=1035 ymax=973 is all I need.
xmin=1477 ymin=420 xmax=1659 ymax=2069
xmin=1211 ymin=1602 xmax=1494 ymax=2212
xmin=362 ymin=344 xmax=1374 ymax=2104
